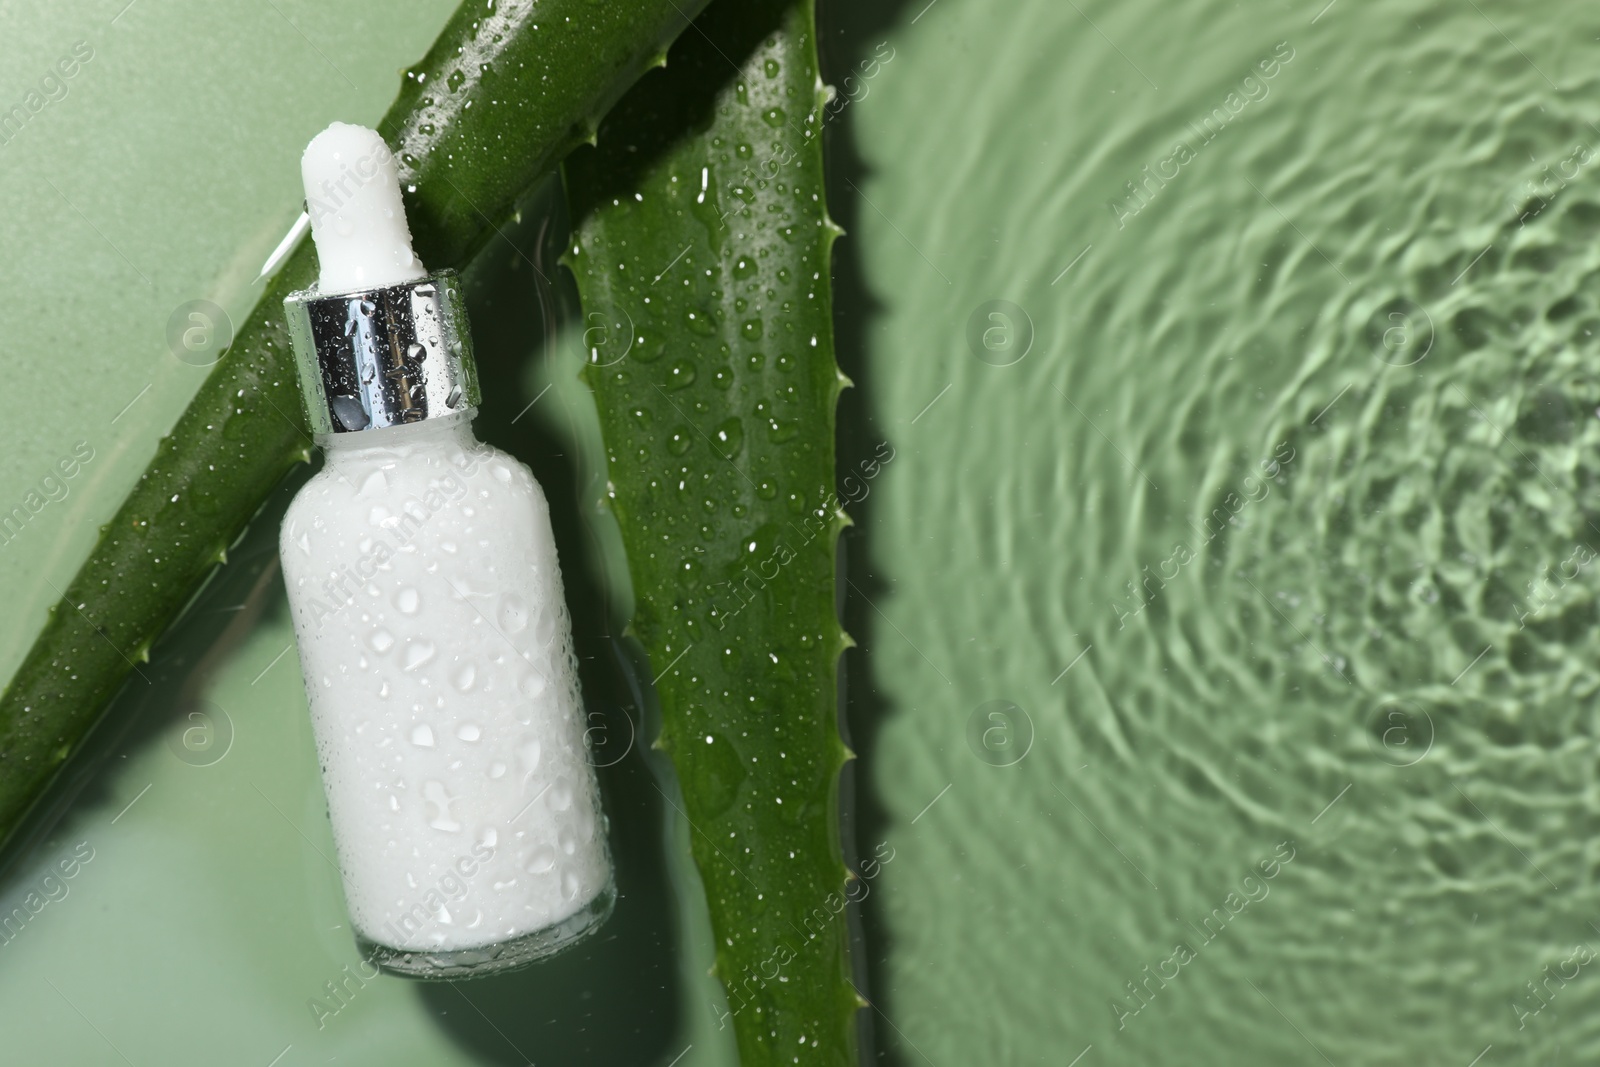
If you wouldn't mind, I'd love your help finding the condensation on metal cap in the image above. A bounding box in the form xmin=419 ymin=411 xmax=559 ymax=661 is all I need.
xmin=284 ymin=272 xmax=480 ymax=435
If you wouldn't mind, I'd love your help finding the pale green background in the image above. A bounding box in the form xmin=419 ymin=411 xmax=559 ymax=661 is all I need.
xmin=5 ymin=0 xmax=1599 ymax=1064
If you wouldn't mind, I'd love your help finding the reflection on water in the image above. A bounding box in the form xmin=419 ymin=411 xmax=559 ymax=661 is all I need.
xmin=835 ymin=0 xmax=1600 ymax=1063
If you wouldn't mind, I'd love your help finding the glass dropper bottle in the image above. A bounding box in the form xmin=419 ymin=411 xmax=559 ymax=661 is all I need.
xmin=278 ymin=121 xmax=614 ymax=978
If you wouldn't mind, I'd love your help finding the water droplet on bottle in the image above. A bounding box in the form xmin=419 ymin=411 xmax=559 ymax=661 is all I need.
xmin=369 ymin=505 xmax=392 ymax=526
xmin=395 ymin=587 xmax=420 ymax=614
xmin=422 ymin=780 xmax=460 ymax=831
xmin=741 ymin=319 xmax=764 ymax=341
xmin=560 ymin=831 xmax=576 ymax=855
xmin=526 ymin=845 xmax=556 ymax=873
xmin=762 ymin=107 xmax=786 ymax=127
xmin=403 ymin=640 xmax=436 ymax=671
xmin=488 ymin=761 xmax=507 ymax=779
xmin=446 ymin=384 xmax=462 ymax=407
xmin=561 ymin=871 xmax=581 ymax=900
xmin=548 ymin=778 xmax=573 ymax=811
xmin=498 ymin=593 xmax=529 ymax=633
xmin=452 ymin=661 xmax=478 ymax=692
xmin=458 ymin=723 xmax=481 ymax=742
xmin=518 ymin=669 xmax=547 ymax=699
xmin=534 ymin=610 xmax=555 ymax=647
xmin=368 ymin=628 xmax=395 ymax=653
xmin=411 ymin=723 xmax=435 ymax=748
xmin=519 ymin=739 xmax=542 ymax=773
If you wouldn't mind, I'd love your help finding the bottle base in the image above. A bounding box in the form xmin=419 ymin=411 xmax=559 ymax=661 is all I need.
xmin=357 ymin=879 xmax=617 ymax=980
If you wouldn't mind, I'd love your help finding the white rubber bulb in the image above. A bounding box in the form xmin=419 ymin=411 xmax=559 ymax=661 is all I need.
xmin=301 ymin=122 xmax=426 ymax=293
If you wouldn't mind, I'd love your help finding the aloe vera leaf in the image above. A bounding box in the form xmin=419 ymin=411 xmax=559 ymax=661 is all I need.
xmin=0 ymin=0 xmax=711 ymax=849
xmin=565 ymin=1 xmax=857 ymax=1062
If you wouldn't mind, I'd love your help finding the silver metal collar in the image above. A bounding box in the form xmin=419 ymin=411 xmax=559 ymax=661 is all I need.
xmin=284 ymin=270 xmax=480 ymax=435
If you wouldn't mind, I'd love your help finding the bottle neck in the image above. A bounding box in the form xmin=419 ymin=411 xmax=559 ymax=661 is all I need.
xmin=316 ymin=408 xmax=479 ymax=459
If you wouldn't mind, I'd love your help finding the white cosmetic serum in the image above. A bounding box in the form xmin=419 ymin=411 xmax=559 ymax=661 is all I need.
xmin=278 ymin=122 xmax=614 ymax=978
